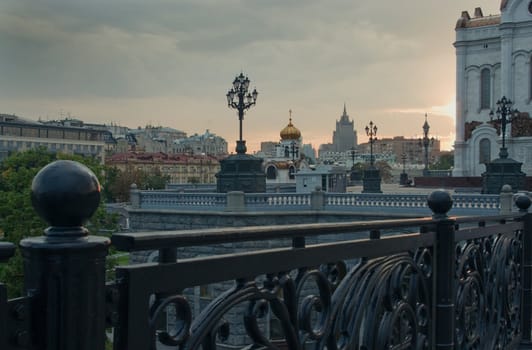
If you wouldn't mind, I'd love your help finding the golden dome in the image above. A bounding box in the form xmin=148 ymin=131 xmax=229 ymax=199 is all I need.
xmin=280 ymin=117 xmax=301 ymax=140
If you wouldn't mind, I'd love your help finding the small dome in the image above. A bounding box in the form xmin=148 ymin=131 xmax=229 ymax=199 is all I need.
xmin=280 ymin=118 xmax=301 ymax=140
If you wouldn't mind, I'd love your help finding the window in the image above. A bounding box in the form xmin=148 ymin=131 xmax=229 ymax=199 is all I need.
xmin=289 ymin=166 xmax=295 ymax=180
xmin=266 ymin=165 xmax=277 ymax=180
xmin=21 ymin=128 xmax=38 ymax=137
xmin=480 ymin=68 xmax=491 ymax=109
xmin=479 ymin=138 xmax=491 ymax=164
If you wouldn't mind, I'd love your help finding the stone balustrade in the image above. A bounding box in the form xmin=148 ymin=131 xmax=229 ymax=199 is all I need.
xmin=131 ymin=187 xmax=507 ymax=215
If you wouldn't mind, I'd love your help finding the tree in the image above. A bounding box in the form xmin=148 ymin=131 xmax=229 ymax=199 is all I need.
xmin=187 ymin=176 xmax=200 ymax=184
xmin=143 ymin=167 xmax=170 ymax=190
xmin=105 ymin=165 xmax=147 ymax=202
xmin=351 ymin=161 xmax=393 ymax=183
xmin=104 ymin=165 xmax=169 ymax=202
xmin=430 ymin=153 xmax=454 ymax=170
xmin=0 ymin=148 xmax=118 ymax=297
xmin=374 ymin=160 xmax=393 ymax=183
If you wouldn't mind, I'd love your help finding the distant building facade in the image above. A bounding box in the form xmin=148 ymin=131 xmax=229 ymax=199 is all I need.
xmin=0 ymin=114 xmax=107 ymax=163
xmin=104 ymin=126 xmax=228 ymax=158
xmin=130 ymin=126 xmax=187 ymax=154
xmin=332 ymin=105 xmax=357 ymax=152
xmin=295 ymin=164 xmax=347 ymax=193
xmin=357 ymin=136 xmax=442 ymax=167
xmin=107 ymin=152 xmax=220 ymax=184
xmin=172 ymin=129 xmax=228 ymax=156
xmin=453 ymin=2 xmax=532 ymax=176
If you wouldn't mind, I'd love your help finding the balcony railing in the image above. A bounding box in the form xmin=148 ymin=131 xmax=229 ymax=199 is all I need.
xmin=1 ymin=160 xmax=532 ymax=349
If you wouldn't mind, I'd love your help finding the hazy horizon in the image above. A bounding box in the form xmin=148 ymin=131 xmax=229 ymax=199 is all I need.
xmin=0 ymin=1 xmax=502 ymax=152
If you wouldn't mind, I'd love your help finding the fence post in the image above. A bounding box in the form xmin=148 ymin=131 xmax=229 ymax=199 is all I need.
xmin=19 ymin=160 xmax=110 ymax=350
xmin=226 ymin=191 xmax=246 ymax=211
xmin=311 ymin=186 xmax=325 ymax=210
xmin=428 ymin=190 xmax=455 ymax=350
xmin=517 ymin=194 xmax=532 ymax=346
xmin=130 ymin=183 xmax=140 ymax=208
xmin=0 ymin=242 xmax=15 ymax=349
xmin=499 ymin=184 xmax=513 ymax=214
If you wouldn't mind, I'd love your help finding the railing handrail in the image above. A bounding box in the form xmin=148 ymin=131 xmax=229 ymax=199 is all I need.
xmin=111 ymin=217 xmax=432 ymax=251
xmin=111 ymin=213 xmax=522 ymax=252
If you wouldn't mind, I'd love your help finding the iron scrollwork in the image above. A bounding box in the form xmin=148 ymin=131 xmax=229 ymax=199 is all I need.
xmin=323 ymin=253 xmax=431 ymax=349
xmin=147 ymin=251 xmax=432 ymax=349
xmin=455 ymin=232 xmax=522 ymax=349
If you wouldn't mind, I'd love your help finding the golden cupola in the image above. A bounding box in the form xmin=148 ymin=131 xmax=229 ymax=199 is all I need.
xmin=280 ymin=113 xmax=301 ymax=141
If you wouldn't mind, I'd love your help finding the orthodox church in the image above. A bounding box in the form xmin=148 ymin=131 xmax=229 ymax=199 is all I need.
xmin=263 ymin=111 xmax=309 ymax=184
xmin=453 ymin=0 xmax=532 ymax=176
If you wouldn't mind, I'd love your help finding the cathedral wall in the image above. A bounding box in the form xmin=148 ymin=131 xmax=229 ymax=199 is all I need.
xmin=454 ymin=2 xmax=532 ymax=177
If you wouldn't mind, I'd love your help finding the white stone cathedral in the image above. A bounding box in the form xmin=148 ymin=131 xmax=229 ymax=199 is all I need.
xmin=453 ymin=0 xmax=532 ymax=176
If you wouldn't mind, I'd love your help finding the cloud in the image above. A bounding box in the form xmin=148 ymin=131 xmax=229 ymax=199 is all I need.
xmin=0 ymin=0 xmax=502 ymax=152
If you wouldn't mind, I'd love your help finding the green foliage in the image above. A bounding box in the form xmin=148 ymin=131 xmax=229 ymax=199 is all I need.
xmin=104 ymin=165 xmax=169 ymax=202
xmin=374 ymin=160 xmax=393 ymax=183
xmin=0 ymin=148 xmax=118 ymax=297
xmin=430 ymin=153 xmax=454 ymax=170
xmin=187 ymin=176 xmax=200 ymax=184
xmin=143 ymin=167 xmax=170 ymax=190
xmin=352 ymin=161 xmax=393 ymax=183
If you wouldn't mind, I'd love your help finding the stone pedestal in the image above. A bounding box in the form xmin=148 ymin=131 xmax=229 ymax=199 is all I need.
xmin=399 ymin=172 xmax=409 ymax=186
xmin=482 ymin=152 xmax=526 ymax=194
xmin=216 ymin=153 xmax=266 ymax=193
xmin=362 ymin=168 xmax=382 ymax=193
xmin=226 ymin=191 xmax=245 ymax=211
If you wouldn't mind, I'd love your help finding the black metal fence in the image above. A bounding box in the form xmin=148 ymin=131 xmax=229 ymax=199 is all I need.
xmin=1 ymin=160 xmax=532 ymax=349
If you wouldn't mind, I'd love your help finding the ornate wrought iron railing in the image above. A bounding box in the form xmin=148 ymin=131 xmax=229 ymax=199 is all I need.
xmin=1 ymin=160 xmax=532 ymax=349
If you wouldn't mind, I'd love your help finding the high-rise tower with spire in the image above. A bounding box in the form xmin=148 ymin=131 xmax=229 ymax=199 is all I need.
xmin=332 ymin=104 xmax=357 ymax=152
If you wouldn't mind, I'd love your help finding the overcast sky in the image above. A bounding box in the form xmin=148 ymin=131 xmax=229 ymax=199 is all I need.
xmin=0 ymin=1 xmax=501 ymax=152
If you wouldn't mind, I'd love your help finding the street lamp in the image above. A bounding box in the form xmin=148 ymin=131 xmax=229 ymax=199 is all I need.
xmin=350 ymin=147 xmax=356 ymax=168
xmin=226 ymin=73 xmax=258 ymax=154
xmin=362 ymin=121 xmax=381 ymax=193
xmin=489 ymin=96 xmax=519 ymax=159
xmin=419 ymin=113 xmax=434 ymax=175
xmin=481 ymin=95 xmax=524 ymax=194
xmin=399 ymin=152 xmax=409 ymax=186
xmin=365 ymin=121 xmax=377 ymax=167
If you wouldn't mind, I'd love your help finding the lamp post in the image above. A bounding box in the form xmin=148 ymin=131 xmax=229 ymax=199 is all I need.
xmin=226 ymin=73 xmax=258 ymax=154
xmin=489 ymin=96 xmax=519 ymax=159
xmin=399 ymin=152 xmax=409 ymax=186
xmin=420 ymin=113 xmax=434 ymax=176
xmin=217 ymin=73 xmax=265 ymax=193
xmin=350 ymin=147 xmax=357 ymax=168
xmin=365 ymin=121 xmax=377 ymax=167
xmin=481 ymin=96 xmax=525 ymax=194
xmin=362 ymin=121 xmax=382 ymax=193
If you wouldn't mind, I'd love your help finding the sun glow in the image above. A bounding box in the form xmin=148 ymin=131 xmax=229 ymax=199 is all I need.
xmin=431 ymin=100 xmax=456 ymax=119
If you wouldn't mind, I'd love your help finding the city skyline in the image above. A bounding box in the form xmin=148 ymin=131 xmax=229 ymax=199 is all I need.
xmin=0 ymin=1 xmax=501 ymax=152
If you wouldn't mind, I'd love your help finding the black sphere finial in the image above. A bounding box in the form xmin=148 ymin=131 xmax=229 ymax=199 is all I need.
xmin=515 ymin=194 xmax=531 ymax=212
xmin=427 ymin=190 xmax=453 ymax=219
xmin=31 ymin=160 xmax=101 ymax=236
